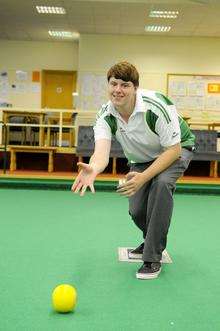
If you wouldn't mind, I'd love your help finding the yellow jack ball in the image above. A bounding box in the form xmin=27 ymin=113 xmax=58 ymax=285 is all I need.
xmin=52 ymin=284 xmax=77 ymax=313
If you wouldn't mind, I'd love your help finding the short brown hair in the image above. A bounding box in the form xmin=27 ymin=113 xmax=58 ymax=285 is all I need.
xmin=107 ymin=61 xmax=139 ymax=87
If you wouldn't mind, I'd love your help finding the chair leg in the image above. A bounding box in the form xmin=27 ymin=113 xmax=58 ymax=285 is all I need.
xmin=112 ymin=157 xmax=117 ymax=175
xmin=51 ymin=132 xmax=54 ymax=146
xmin=6 ymin=127 xmax=10 ymax=145
xmin=55 ymin=132 xmax=58 ymax=147
xmin=46 ymin=128 xmax=51 ymax=146
xmin=22 ymin=128 xmax=26 ymax=145
xmin=213 ymin=161 xmax=218 ymax=178
xmin=210 ymin=161 xmax=218 ymax=177
xmin=48 ymin=151 xmax=53 ymax=172
xmin=10 ymin=150 xmax=16 ymax=171
xmin=210 ymin=161 xmax=213 ymax=177
xmin=69 ymin=129 xmax=75 ymax=147
xmin=50 ymin=132 xmax=53 ymax=146
xmin=30 ymin=131 xmax=33 ymax=146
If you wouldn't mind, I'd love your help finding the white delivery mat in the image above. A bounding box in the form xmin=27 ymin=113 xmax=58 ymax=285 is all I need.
xmin=118 ymin=247 xmax=172 ymax=264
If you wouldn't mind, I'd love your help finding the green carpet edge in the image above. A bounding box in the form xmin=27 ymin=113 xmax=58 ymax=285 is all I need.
xmin=0 ymin=177 xmax=220 ymax=194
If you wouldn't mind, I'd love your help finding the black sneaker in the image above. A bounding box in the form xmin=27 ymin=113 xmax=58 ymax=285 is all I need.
xmin=128 ymin=243 xmax=144 ymax=259
xmin=136 ymin=262 xmax=161 ymax=279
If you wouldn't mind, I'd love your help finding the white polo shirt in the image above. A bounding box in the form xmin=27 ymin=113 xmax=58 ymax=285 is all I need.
xmin=94 ymin=89 xmax=194 ymax=163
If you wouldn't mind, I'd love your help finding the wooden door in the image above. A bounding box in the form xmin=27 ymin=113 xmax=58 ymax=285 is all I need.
xmin=41 ymin=70 xmax=77 ymax=109
xmin=41 ymin=70 xmax=77 ymax=147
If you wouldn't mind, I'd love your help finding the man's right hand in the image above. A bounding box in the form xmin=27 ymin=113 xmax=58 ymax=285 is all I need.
xmin=71 ymin=162 xmax=97 ymax=196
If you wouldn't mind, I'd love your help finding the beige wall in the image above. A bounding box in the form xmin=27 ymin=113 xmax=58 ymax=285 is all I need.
xmin=2 ymin=35 xmax=220 ymax=110
xmin=0 ymin=40 xmax=78 ymax=108
xmin=79 ymin=34 xmax=220 ymax=93
xmin=0 ymin=40 xmax=78 ymax=70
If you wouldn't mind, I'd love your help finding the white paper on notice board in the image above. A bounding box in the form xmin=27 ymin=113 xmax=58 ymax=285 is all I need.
xmin=171 ymin=96 xmax=186 ymax=109
xmin=187 ymin=96 xmax=205 ymax=110
xmin=29 ymin=83 xmax=41 ymax=93
xmin=188 ymin=81 xmax=205 ymax=96
xmin=16 ymin=70 xmax=28 ymax=81
xmin=206 ymin=96 xmax=220 ymax=110
xmin=169 ymin=81 xmax=187 ymax=96
xmin=0 ymin=82 xmax=10 ymax=96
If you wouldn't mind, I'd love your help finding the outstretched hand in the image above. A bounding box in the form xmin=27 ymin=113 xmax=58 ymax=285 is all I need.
xmin=116 ymin=171 xmax=146 ymax=197
xmin=71 ymin=162 xmax=97 ymax=196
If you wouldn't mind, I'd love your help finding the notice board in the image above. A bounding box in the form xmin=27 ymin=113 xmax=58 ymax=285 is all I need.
xmin=167 ymin=74 xmax=220 ymax=112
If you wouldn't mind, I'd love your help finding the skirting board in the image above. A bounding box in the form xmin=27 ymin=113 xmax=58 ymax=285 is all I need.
xmin=118 ymin=247 xmax=172 ymax=264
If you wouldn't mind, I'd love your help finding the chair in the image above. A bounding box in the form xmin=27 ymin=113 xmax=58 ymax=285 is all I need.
xmin=76 ymin=126 xmax=125 ymax=174
xmin=192 ymin=129 xmax=220 ymax=158
xmin=45 ymin=113 xmax=77 ymax=147
xmin=191 ymin=129 xmax=220 ymax=177
xmin=7 ymin=116 xmax=26 ymax=145
xmin=25 ymin=116 xmax=40 ymax=146
xmin=76 ymin=126 xmax=124 ymax=156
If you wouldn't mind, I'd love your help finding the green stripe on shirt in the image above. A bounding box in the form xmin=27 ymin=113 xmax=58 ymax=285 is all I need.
xmin=104 ymin=114 xmax=117 ymax=135
xmin=142 ymin=96 xmax=171 ymax=124
xmin=145 ymin=110 xmax=159 ymax=135
xmin=179 ymin=116 xmax=195 ymax=147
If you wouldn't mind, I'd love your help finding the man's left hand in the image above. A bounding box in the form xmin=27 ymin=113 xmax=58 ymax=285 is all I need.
xmin=116 ymin=171 xmax=146 ymax=197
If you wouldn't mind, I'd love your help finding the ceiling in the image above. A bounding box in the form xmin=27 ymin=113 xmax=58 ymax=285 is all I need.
xmin=0 ymin=0 xmax=220 ymax=42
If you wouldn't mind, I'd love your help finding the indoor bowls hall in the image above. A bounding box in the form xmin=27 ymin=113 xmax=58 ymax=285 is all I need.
xmin=0 ymin=1 xmax=219 ymax=331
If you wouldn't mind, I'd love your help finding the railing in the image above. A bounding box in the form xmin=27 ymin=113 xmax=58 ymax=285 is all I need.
xmin=0 ymin=108 xmax=97 ymax=149
xmin=0 ymin=108 xmax=77 ymax=148
xmin=0 ymin=121 xmax=7 ymax=173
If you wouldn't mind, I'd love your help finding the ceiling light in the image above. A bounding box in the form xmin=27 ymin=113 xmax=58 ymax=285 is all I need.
xmin=36 ymin=6 xmax=66 ymax=14
xmin=144 ymin=25 xmax=171 ymax=32
xmin=48 ymin=31 xmax=80 ymax=39
xmin=149 ymin=10 xmax=179 ymax=18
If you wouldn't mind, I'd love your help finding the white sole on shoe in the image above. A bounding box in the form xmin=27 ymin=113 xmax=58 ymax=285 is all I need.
xmin=128 ymin=252 xmax=143 ymax=259
xmin=136 ymin=268 xmax=161 ymax=280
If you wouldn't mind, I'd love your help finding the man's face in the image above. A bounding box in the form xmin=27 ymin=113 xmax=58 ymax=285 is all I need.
xmin=108 ymin=77 xmax=137 ymax=109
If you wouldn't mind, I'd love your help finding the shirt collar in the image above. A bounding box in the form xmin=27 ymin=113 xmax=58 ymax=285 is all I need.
xmin=133 ymin=89 xmax=146 ymax=114
xmin=108 ymin=89 xmax=146 ymax=118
